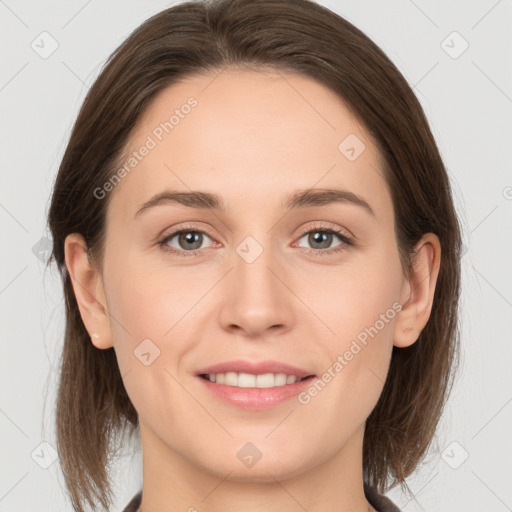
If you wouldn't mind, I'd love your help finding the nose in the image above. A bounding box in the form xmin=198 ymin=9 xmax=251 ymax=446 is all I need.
xmin=217 ymin=237 xmax=295 ymax=339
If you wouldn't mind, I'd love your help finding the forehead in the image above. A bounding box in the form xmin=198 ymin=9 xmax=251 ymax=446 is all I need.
xmin=107 ymin=68 xmax=392 ymax=222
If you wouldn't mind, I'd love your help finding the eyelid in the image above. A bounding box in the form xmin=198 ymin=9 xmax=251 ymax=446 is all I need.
xmin=156 ymin=222 xmax=216 ymax=243
xmin=292 ymin=221 xmax=354 ymax=256
xmin=157 ymin=222 xmax=218 ymax=257
xmin=158 ymin=221 xmax=351 ymax=241
xmin=296 ymin=221 xmax=352 ymax=239
xmin=157 ymin=220 xmax=354 ymax=257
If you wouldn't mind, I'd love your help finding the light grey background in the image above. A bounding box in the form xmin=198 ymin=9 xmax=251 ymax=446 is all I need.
xmin=1 ymin=0 xmax=511 ymax=510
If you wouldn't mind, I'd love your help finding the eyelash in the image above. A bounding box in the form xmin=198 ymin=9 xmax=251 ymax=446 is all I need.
xmin=157 ymin=222 xmax=354 ymax=258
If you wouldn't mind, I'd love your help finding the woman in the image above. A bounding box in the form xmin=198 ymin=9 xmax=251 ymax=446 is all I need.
xmin=47 ymin=0 xmax=462 ymax=510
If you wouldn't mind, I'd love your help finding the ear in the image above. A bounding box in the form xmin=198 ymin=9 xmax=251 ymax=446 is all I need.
xmin=394 ymin=233 xmax=441 ymax=348
xmin=64 ymin=233 xmax=113 ymax=350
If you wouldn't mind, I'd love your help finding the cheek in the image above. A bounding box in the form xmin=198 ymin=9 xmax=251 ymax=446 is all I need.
xmin=101 ymin=253 xmax=172 ymax=382
xmin=298 ymin=254 xmax=400 ymax=417
xmin=104 ymin=250 xmax=189 ymax=339
xmin=104 ymin=260 xmax=198 ymax=430
xmin=307 ymin=257 xmax=399 ymax=349
xmin=104 ymin=251 xmax=207 ymax=391
xmin=296 ymin=297 xmax=396 ymax=448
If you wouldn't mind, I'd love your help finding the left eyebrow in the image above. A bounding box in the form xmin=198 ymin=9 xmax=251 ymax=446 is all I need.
xmin=134 ymin=187 xmax=376 ymax=219
xmin=284 ymin=188 xmax=375 ymax=218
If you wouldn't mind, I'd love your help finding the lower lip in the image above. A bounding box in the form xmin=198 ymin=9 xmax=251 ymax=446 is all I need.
xmin=197 ymin=375 xmax=316 ymax=410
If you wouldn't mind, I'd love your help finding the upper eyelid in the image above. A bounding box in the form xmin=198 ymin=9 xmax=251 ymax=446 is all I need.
xmin=161 ymin=221 xmax=350 ymax=238
xmin=160 ymin=222 xmax=352 ymax=246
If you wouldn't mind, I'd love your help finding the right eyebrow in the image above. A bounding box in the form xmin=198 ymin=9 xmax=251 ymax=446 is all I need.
xmin=135 ymin=190 xmax=224 ymax=218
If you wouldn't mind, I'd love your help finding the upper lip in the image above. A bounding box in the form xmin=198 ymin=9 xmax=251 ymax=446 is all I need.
xmin=196 ymin=359 xmax=315 ymax=379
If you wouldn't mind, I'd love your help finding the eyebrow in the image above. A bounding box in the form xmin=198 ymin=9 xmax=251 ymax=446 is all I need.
xmin=134 ymin=187 xmax=376 ymax=218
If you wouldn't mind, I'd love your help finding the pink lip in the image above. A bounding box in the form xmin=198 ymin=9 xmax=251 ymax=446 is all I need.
xmin=195 ymin=359 xmax=316 ymax=410
xmin=196 ymin=359 xmax=314 ymax=379
xmin=197 ymin=375 xmax=316 ymax=410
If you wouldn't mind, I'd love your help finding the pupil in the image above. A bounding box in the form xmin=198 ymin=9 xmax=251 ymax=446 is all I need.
xmin=311 ymin=231 xmax=330 ymax=249
xmin=181 ymin=231 xmax=201 ymax=250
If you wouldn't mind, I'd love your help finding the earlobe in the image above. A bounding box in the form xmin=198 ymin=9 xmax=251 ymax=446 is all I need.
xmin=64 ymin=233 xmax=114 ymax=350
xmin=393 ymin=233 xmax=441 ymax=348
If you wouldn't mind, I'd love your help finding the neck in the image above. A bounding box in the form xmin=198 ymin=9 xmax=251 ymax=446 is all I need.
xmin=137 ymin=421 xmax=375 ymax=512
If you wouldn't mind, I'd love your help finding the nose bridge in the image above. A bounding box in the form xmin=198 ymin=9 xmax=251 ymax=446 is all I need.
xmin=233 ymin=231 xmax=283 ymax=297
xmin=218 ymin=229 xmax=294 ymax=335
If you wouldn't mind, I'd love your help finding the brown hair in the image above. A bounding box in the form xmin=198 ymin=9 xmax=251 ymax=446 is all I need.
xmin=46 ymin=0 xmax=462 ymax=510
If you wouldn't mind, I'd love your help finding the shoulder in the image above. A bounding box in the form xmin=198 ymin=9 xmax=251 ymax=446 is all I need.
xmin=121 ymin=490 xmax=142 ymax=512
xmin=364 ymin=483 xmax=402 ymax=512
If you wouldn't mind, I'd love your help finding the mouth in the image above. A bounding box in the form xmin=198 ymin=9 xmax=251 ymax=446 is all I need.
xmin=195 ymin=360 xmax=317 ymax=410
xmin=198 ymin=372 xmax=315 ymax=388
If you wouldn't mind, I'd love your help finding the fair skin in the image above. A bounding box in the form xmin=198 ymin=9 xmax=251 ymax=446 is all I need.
xmin=64 ymin=68 xmax=440 ymax=512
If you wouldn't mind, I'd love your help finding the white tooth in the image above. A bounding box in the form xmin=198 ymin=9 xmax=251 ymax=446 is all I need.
xmin=256 ymin=373 xmax=275 ymax=388
xmin=208 ymin=372 xmax=302 ymax=387
xmin=274 ymin=373 xmax=287 ymax=386
xmin=224 ymin=371 xmax=238 ymax=387
xmin=238 ymin=372 xmax=256 ymax=387
xmin=286 ymin=375 xmax=298 ymax=384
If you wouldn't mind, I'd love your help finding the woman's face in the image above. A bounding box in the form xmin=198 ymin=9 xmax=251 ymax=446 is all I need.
xmin=89 ymin=69 xmax=416 ymax=481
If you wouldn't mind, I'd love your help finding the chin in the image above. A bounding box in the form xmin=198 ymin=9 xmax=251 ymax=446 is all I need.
xmin=195 ymin=444 xmax=314 ymax=483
